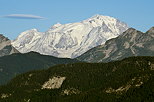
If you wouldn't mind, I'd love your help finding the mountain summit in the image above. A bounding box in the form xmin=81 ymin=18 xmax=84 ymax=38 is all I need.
xmin=12 ymin=15 xmax=128 ymax=58
xmin=0 ymin=34 xmax=19 ymax=57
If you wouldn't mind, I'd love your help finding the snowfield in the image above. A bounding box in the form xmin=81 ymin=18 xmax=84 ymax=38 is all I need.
xmin=12 ymin=15 xmax=128 ymax=58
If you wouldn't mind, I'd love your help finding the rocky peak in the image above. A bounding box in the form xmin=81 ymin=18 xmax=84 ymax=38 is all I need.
xmin=0 ymin=34 xmax=9 ymax=42
xmin=120 ymin=28 xmax=143 ymax=39
xmin=123 ymin=28 xmax=137 ymax=33
xmin=146 ymin=27 xmax=154 ymax=34
xmin=0 ymin=34 xmax=19 ymax=57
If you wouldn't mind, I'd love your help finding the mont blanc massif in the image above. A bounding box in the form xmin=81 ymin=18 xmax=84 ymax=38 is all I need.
xmin=0 ymin=15 xmax=154 ymax=102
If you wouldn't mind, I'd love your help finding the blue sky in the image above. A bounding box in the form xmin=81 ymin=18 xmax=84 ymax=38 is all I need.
xmin=0 ymin=0 xmax=154 ymax=40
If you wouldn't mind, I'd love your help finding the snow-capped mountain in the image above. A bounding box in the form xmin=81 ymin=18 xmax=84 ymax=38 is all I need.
xmin=12 ymin=15 xmax=128 ymax=58
xmin=77 ymin=27 xmax=154 ymax=62
xmin=0 ymin=34 xmax=19 ymax=57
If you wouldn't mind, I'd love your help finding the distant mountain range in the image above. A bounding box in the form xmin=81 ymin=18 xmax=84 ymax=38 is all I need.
xmin=12 ymin=15 xmax=128 ymax=58
xmin=0 ymin=56 xmax=153 ymax=102
xmin=0 ymin=52 xmax=78 ymax=85
xmin=0 ymin=34 xmax=19 ymax=57
xmin=78 ymin=27 xmax=154 ymax=62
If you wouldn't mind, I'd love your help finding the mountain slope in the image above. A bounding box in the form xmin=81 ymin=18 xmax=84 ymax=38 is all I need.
xmin=0 ymin=56 xmax=153 ymax=102
xmin=12 ymin=15 xmax=128 ymax=58
xmin=0 ymin=52 xmax=78 ymax=85
xmin=77 ymin=27 xmax=154 ymax=62
xmin=0 ymin=34 xmax=19 ymax=57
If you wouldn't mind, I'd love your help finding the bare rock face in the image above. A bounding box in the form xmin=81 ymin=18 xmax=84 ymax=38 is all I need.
xmin=0 ymin=34 xmax=19 ymax=57
xmin=42 ymin=76 xmax=66 ymax=89
xmin=78 ymin=27 xmax=154 ymax=62
xmin=12 ymin=15 xmax=128 ymax=58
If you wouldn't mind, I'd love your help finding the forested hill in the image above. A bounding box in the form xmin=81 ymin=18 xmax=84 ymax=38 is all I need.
xmin=0 ymin=51 xmax=79 ymax=85
xmin=0 ymin=56 xmax=154 ymax=102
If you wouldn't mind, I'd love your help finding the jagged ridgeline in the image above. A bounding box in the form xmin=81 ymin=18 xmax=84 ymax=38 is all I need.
xmin=0 ymin=56 xmax=154 ymax=102
xmin=0 ymin=34 xmax=19 ymax=57
xmin=78 ymin=27 xmax=154 ymax=62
